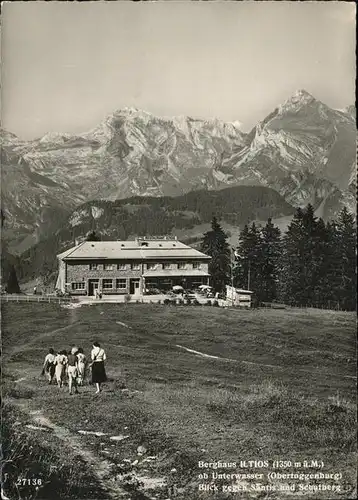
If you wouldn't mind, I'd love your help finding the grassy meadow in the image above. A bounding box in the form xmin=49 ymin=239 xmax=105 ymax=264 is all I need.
xmin=1 ymin=302 xmax=357 ymax=500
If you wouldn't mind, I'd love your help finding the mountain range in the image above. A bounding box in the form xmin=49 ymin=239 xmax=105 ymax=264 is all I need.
xmin=0 ymin=89 xmax=356 ymax=256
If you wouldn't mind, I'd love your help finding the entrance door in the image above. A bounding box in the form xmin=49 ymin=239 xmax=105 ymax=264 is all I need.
xmin=130 ymin=279 xmax=140 ymax=295
xmin=88 ymin=279 xmax=99 ymax=296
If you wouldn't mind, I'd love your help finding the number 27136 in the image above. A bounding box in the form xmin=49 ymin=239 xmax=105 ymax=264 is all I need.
xmin=16 ymin=478 xmax=43 ymax=486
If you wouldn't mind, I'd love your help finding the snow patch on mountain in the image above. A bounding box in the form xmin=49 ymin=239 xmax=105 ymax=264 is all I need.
xmin=91 ymin=206 xmax=104 ymax=220
xmin=69 ymin=209 xmax=89 ymax=227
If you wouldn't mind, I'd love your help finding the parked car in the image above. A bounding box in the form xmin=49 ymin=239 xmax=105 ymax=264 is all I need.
xmin=145 ymin=287 xmax=161 ymax=295
xmin=55 ymin=289 xmax=71 ymax=297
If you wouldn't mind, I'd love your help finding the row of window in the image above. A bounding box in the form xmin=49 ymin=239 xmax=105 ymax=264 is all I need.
xmin=72 ymin=279 xmax=127 ymax=290
xmin=88 ymin=262 xmax=203 ymax=271
xmin=72 ymin=278 xmax=207 ymax=291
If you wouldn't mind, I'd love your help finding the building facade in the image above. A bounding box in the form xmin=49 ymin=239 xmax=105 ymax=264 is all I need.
xmin=56 ymin=237 xmax=211 ymax=296
xmin=226 ymin=285 xmax=253 ymax=307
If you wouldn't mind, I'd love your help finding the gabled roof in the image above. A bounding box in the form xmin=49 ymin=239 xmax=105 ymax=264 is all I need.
xmin=57 ymin=241 xmax=87 ymax=259
xmin=58 ymin=240 xmax=210 ymax=261
xmin=226 ymin=285 xmax=253 ymax=294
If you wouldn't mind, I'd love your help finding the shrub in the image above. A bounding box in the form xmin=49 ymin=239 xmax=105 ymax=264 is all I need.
xmin=212 ymin=300 xmax=219 ymax=307
xmin=170 ymin=299 xmax=177 ymax=306
xmin=163 ymin=299 xmax=171 ymax=305
xmin=177 ymin=299 xmax=184 ymax=306
xmin=192 ymin=299 xmax=200 ymax=306
xmin=206 ymin=300 xmax=212 ymax=306
xmin=124 ymin=294 xmax=131 ymax=304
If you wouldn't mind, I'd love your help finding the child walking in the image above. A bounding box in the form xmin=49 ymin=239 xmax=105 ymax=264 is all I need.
xmin=54 ymin=350 xmax=68 ymax=388
xmin=76 ymin=348 xmax=87 ymax=386
xmin=67 ymin=347 xmax=79 ymax=395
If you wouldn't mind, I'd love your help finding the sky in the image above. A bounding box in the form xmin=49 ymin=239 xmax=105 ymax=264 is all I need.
xmin=1 ymin=1 xmax=356 ymax=140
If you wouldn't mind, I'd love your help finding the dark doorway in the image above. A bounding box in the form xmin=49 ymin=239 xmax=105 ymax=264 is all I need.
xmin=88 ymin=279 xmax=99 ymax=296
xmin=130 ymin=279 xmax=140 ymax=295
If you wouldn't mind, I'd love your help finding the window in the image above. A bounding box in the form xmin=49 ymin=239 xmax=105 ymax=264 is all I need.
xmin=193 ymin=262 xmax=202 ymax=269
xmin=131 ymin=263 xmax=140 ymax=270
xmin=72 ymin=282 xmax=85 ymax=290
xmin=147 ymin=263 xmax=157 ymax=270
xmin=102 ymin=279 xmax=113 ymax=289
xmin=89 ymin=263 xmax=98 ymax=270
xmin=117 ymin=263 xmax=126 ymax=270
xmin=162 ymin=263 xmax=171 ymax=270
xmin=104 ymin=263 xmax=114 ymax=271
xmin=145 ymin=280 xmax=158 ymax=287
xmin=116 ymin=279 xmax=127 ymax=289
xmin=178 ymin=262 xmax=186 ymax=270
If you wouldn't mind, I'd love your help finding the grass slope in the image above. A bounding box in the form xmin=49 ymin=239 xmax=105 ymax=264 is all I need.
xmin=2 ymin=303 xmax=357 ymax=500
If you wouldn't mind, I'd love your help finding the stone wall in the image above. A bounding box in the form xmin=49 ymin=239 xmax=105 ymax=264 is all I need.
xmin=64 ymin=259 xmax=209 ymax=295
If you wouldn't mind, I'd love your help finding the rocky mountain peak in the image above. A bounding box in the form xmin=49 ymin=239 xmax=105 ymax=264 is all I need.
xmin=1 ymin=92 xmax=355 ymax=255
xmin=0 ymin=128 xmax=20 ymax=145
xmin=344 ymin=104 xmax=356 ymax=119
xmin=279 ymin=89 xmax=317 ymax=114
xmin=38 ymin=131 xmax=72 ymax=143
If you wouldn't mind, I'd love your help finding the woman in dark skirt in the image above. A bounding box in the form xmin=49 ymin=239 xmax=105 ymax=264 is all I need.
xmin=90 ymin=342 xmax=107 ymax=393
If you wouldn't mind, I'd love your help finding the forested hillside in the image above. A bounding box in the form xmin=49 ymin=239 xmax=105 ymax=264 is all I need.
xmin=2 ymin=186 xmax=294 ymax=284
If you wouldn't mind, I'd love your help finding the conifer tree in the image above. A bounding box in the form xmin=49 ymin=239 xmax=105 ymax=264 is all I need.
xmin=85 ymin=230 xmax=101 ymax=241
xmin=6 ymin=265 xmax=21 ymax=294
xmin=200 ymin=217 xmax=231 ymax=292
xmin=233 ymin=224 xmax=250 ymax=289
xmin=234 ymin=222 xmax=262 ymax=295
xmin=321 ymin=220 xmax=342 ymax=308
xmin=281 ymin=206 xmax=310 ymax=305
xmin=310 ymin=217 xmax=330 ymax=306
xmin=260 ymin=218 xmax=282 ymax=302
xmin=336 ymin=207 xmax=356 ymax=310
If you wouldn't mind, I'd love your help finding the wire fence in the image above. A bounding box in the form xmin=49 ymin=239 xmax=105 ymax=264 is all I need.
xmin=0 ymin=294 xmax=73 ymax=304
xmin=1 ymin=295 xmax=353 ymax=312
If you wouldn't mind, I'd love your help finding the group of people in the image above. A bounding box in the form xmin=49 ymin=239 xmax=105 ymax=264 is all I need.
xmin=42 ymin=342 xmax=107 ymax=395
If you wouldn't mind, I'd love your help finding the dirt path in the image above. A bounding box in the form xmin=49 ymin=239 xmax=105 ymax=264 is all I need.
xmin=7 ymin=322 xmax=82 ymax=359
xmin=176 ymin=344 xmax=357 ymax=379
xmin=6 ymin=367 xmax=163 ymax=500
xmin=10 ymin=399 xmax=131 ymax=499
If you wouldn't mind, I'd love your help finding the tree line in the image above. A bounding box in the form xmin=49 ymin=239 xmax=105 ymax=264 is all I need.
xmin=3 ymin=203 xmax=356 ymax=311
xmin=200 ymin=205 xmax=356 ymax=311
